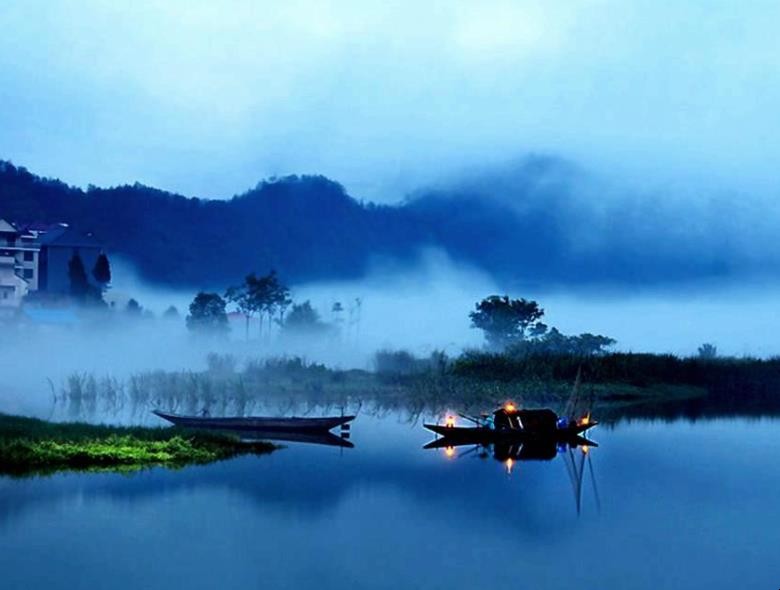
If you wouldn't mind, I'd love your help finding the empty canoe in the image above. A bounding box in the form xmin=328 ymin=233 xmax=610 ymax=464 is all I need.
xmin=153 ymin=410 xmax=355 ymax=432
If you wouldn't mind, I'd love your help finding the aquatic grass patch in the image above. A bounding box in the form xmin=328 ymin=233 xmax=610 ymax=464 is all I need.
xmin=0 ymin=413 xmax=276 ymax=477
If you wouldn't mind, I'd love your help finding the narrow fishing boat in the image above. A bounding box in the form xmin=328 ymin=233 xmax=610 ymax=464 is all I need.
xmin=153 ymin=410 xmax=355 ymax=433
xmin=423 ymin=402 xmax=597 ymax=441
xmin=424 ymin=368 xmax=597 ymax=442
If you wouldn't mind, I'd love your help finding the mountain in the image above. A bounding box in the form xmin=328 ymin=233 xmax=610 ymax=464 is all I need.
xmin=0 ymin=158 xmax=768 ymax=289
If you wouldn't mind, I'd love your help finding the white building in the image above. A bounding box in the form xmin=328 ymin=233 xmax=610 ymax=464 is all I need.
xmin=0 ymin=219 xmax=39 ymax=311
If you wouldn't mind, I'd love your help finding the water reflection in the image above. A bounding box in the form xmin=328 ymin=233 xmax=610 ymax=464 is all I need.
xmin=3 ymin=415 xmax=780 ymax=589
xmin=424 ymin=433 xmax=599 ymax=515
xmin=238 ymin=428 xmax=354 ymax=448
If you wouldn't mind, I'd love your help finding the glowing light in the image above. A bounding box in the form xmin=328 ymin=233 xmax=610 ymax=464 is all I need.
xmin=505 ymin=458 xmax=514 ymax=474
xmin=504 ymin=402 xmax=517 ymax=413
xmin=445 ymin=446 xmax=455 ymax=458
xmin=582 ymin=445 xmax=590 ymax=455
xmin=445 ymin=415 xmax=456 ymax=428
xmin=580 ymin=413 xmax=591 ymax=426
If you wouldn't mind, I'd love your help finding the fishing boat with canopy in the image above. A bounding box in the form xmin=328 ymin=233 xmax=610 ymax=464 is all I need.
xmin=423 ymin=368 xmax=596 ymax=441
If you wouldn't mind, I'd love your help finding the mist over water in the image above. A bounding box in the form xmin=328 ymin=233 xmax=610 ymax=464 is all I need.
xmin=5 ymin=250 xmax=780 ymax=419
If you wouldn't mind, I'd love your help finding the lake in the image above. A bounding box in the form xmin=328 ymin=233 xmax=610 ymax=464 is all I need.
xmin=1 ymin=412 xmax=778 ymax=589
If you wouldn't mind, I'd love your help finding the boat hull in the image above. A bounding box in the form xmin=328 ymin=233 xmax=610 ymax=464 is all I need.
xmin=423 ymin=421 xmax=597 ymax=441
xmin=153 ymin=410 xmax=355 ymax=432
xmin=424 ymin=432 xmax=597 ymax=451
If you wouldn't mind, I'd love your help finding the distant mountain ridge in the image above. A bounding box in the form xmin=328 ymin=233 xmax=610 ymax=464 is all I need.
xmin=0 ymin=158 xmax=768 ymax=289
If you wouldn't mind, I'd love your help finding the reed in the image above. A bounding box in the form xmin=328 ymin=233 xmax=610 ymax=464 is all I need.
xmin=53 ymin=350 xmax=780 ymax=422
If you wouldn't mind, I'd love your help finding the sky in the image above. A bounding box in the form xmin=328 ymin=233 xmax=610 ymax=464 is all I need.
xmin=1 ymin=1 xmax=779 ymax=202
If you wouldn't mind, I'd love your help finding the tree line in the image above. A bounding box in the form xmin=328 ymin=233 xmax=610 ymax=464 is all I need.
xmin=3 ymin=157 xmax=753 ymax=292
xmin=469 ymin=294 xmax=616 ymax=356
xmin=186 ymin=271 xmax=340 ymax=338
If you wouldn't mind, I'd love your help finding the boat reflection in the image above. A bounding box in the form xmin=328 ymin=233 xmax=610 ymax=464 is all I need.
xmin=238 ymin=428 xmax=354 ymax=448
xmin=424 ymin=435 xmax=599 ymax=515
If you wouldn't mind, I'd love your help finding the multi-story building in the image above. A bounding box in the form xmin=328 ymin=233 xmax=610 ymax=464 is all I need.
xmin=0 ymin=219 xmax=40 ymax=310
xmin=0 ymin=218 xmax=105 ymax=310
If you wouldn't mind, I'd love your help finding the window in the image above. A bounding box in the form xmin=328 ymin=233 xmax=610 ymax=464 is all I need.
xmin=23 ymin=268 xmax=34 ymax=279
xmin=24 ymin=251 xmax=34 ymax=261
xmin=5 ymin=237 xmax=15 ymax=247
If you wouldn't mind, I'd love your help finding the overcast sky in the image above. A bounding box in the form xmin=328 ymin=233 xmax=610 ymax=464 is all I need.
xmin=1 ymin=1 xmax=779 ymax=202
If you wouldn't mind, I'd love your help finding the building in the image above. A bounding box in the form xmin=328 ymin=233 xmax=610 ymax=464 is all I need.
xmin=0 ymin=218 xmax=106 ymax=310
xmin=37 ymin=225 xmax=103 ymax=294
xmin=0 ymin=219 xmax=40 ymax=310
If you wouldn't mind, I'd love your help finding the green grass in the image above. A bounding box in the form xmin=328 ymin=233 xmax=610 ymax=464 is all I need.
xmin=0 ymin=413 xmax=276 ymax=477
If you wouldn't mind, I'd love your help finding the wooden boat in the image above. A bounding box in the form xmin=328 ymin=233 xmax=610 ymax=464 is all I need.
xmin=424 ymin=419 xmax=596 ymax=440
xmin=424 ymin=403 xmax=597 ymax=441
xmin=426 ymin=373 xmax=597 ymax=442
xmin=153 ymin=410 xmax=355 ymax=433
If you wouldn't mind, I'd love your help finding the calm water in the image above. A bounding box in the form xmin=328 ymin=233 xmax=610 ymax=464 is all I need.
xmin=1 ymin=413 xmax=778 ymax=589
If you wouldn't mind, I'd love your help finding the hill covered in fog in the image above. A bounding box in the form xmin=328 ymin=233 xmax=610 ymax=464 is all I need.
xmin=0 ymin=157 xmax=769 ymax=289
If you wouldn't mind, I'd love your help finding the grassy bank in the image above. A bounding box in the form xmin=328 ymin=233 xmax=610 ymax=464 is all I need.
xmin=0 ymin=413 xmax=276 ymax=477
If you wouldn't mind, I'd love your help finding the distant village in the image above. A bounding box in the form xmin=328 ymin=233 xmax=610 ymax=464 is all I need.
xmin=0 ymin=217 xmax=360 ymax=339
xmin=0 ymin=217 xmax=110 ymax=318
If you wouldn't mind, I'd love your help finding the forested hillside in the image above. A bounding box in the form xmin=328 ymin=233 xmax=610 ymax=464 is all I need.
xmin=0 ymin=158 xmax=762 ymax=288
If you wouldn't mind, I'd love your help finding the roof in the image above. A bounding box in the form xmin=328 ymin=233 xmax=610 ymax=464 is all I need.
xmin=0 ymin=219 xmax=18 ymax=234
xmin=20 ymin=221 xmax=65 ymax=233
xmin=39 ymin=226 xmax=102 ymax=249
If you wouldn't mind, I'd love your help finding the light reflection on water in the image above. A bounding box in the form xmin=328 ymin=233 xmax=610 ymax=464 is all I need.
xmin=1 ymin=413 xmax=779 ymax=590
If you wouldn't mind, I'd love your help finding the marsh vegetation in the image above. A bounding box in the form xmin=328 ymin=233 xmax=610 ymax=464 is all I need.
xmin=0 ymin=413 xmax=276 ymax=477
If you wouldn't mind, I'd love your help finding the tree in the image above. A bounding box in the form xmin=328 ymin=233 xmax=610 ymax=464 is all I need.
xmin=698 ymin=343 xmax=718 ymax=359
xmin=281 ymin=300 xmax=331 ymax=335
xmin=269 ymin=272 xmax=292 ymax=328
xmin=508 ymin=327 xmax=616 ymax=356
xmin=163 ymin=305 xmax=180 ymax=320
xmin=68 ymin=252 xmax=90 ymax=300
xmin=225 ymin=270 xmax=291 ymax=340
xmin=92 ymin=252 xmax=111 ymax=291
xmin=251 ymin=270 xmax=291 ymax=336
xmin=126 ymin=298 xmax=142 ymax=316
xmin=469 ymin=295 xmax=546 ymax=350
xmin=186 ymin=292 xmax=229 ymax=335
xmin=568 ymin=333 xmax=616 ymax=355
xmin=225 ymin=276 xmax=257 ymax=340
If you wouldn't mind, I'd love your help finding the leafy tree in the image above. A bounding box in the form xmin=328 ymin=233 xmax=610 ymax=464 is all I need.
xmin=68 ymin=251 xmax=105 ymax=305
xmin=92 ymin=252 xmax=111 ymax=291
xmin=508 ymin=327 xmax=616 ymax=356
xmin=225 ymin=270 xmax=291 ymax=339
xmin=698 ymin=343 xmax=717 ymax=359
xmin=225 ymin=276 xmax=257 ymax=340
xmin=186 ymin=292 xmax=229 ymax=335
xmin=126 ymin=298 xmax=142 ymax=316
xmin=568 ymin=333 xmax=616 ymax=355
xmin=269 ymin=271 xmax=292 ymax=326
xmin=281 ymin=300 xmax=331 ymax=335
xmin=470 ymin=295 xmax=546 ymax=350
xmin=163 ymin=305 xmax=180 ymax=320
xmin=68 ymin=252 xmax=90 ymax=300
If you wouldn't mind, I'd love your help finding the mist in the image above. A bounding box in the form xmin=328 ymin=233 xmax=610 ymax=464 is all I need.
xmin=5 ymin=249 xmax=780 ymax=419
